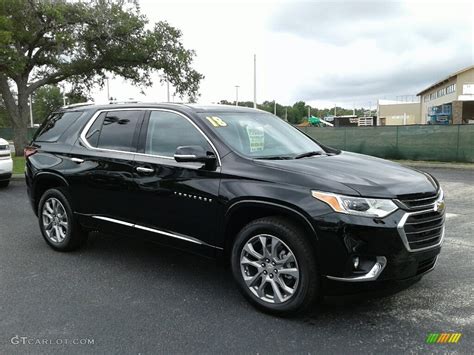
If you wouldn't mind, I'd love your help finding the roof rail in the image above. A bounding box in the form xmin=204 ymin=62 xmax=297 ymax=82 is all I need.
xmin=62 ymin=101 xmax=95 ymax=109
xmin=108 ymin=100 xmax=141 ymax=104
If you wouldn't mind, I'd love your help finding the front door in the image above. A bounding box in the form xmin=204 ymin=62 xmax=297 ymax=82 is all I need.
xmin=132 ymin=109 xmax=221 ymax=254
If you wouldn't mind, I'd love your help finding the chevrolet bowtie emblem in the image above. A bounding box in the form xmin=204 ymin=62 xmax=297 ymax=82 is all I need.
xmin=434 ymin=200 xmax=445 ymax=212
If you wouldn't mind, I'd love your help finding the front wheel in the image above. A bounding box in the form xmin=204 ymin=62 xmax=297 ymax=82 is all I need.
xmin=231 ymin=217 xmax=320 ymax=316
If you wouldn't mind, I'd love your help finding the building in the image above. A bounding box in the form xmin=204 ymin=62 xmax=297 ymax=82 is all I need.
xmin=377 ymin=100 xmax=421 ymax=126
xmin=323 ymin=115 xmax=377 ymax=127
xmin=418 ymin=65 xmax=474 ymax=124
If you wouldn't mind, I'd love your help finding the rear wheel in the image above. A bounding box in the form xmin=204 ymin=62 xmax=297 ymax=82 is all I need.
xmin=38 ymin=188 xmax=87 ymax=251
xmin=0 ymin=180 xmax=9 ymax=188
xmin=231 ymin=217 xmax=319 ymax=316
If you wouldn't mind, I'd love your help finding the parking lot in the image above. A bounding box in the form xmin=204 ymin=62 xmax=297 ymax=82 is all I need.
xmin=0 ymin=167 xmax=472 ymax=354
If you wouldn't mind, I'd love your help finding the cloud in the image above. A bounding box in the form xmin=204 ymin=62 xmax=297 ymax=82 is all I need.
xmin=268 ymin=0 xmax=474 ymax=105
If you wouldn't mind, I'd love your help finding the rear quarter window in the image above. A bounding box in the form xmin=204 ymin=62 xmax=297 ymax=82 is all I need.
xmin=34 ymin=111 xmax=83 ymax=142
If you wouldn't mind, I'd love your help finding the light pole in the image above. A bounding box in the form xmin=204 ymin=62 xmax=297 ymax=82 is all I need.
xmin=60 ymin=83 xmax=66 ymax=106
xmin=235 ymin=85 xmax=239 ymax=106
xmin=29 ymin=95 xmax=33 ymax=127
xmin=274 ymin=100 xmax=276 ymax=115
xmin=253 ymin=54 xmax=257 ymax=108
xmin=166 ymin=80 xmax=170 ymax=102
xmin=106 ymin=78 xmax=110 ymax=101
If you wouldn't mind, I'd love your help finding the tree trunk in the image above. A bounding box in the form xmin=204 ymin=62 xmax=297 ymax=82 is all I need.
xmin=14 ymin=86 xmax=31 ymax=157
xmin=13 ymin=124 xmax=29 ymax=156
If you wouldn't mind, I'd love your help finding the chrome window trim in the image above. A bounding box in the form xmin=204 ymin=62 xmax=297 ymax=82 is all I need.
xmin=79 ymin=108 xmax=222 ymax=166
xmin=91 ymin=215 xmax=223 ymax=250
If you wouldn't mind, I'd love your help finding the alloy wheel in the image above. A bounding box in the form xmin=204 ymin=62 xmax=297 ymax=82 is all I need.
xmin=42 ymin=197 xmax=69 ymax=243
xmin=240 ymin=234 xmax=300 ymax=304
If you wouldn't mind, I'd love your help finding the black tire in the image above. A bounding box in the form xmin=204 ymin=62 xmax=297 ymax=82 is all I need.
xmin=231 ymin=216 xmax=319 ymax=316
xmin=37 ymin=187 xmax=87 ymax=251
xmin=0 ymin=180 xmax=9 ymax=188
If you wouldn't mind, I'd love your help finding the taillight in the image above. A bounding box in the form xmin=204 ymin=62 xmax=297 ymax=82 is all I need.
xmin=24 ymin=146 xmax=38 ymax=158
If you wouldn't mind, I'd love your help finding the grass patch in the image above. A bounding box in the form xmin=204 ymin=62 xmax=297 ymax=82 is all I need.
xmin=12 ymin=155 xmax=25 ymax=175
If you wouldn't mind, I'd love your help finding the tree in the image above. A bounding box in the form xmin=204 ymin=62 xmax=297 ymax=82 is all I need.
xmin=0 ymin=98 xmax=7 ymax=128
xmin=0 ymin=0 xmax=203 ymax=155
xmin=32 ymin=85 xmax=63 ymax=124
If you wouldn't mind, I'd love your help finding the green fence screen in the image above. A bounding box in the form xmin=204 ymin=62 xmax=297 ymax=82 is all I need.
xmin=299 ymin=125 xmax=474 ymax=163
xmin=0 ymin=125 xmax=473 ymax=162
xmin=0 ymin=128 xmax=37 ymax=142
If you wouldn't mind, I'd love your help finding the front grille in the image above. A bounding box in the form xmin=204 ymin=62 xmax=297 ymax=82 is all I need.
xmin=397 ymin=191 xmax=440 ymax=210
xmin=403 ymin=210 xmax=444 ymax=250
xmin=417 ymin=256 xmax=437 ymax=275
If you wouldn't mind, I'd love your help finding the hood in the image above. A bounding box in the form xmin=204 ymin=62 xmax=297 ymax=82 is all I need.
xmin=255 ymin=151 xmax=438 ymax=198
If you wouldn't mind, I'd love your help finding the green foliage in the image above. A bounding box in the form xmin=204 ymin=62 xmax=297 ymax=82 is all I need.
xmin=32 ymin=85 xmax=63 ymax=124
xmin=0 ymin=0 xmax=203 ymax=154
xmin=219 ymin=99 xmax=373 ymax=125
xmin=0 ymin=0 xmax=203 ymax=100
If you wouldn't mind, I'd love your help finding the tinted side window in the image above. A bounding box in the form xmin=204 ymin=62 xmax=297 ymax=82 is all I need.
xmin=35 ymin=111 xmax=83 ymax=142
xmin=85 ymin=112 xmax=105 ymax=148
xmin=95 ymin=111 xmax=142 ymax=152
xmin=145 ymin=111 xmax=211 ymax=157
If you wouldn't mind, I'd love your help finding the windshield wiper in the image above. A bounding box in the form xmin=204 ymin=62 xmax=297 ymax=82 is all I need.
xmin=294 ymin=151 xmax=325 ymax=159
xmin=254 ymin=155 xmax=294 ymax=160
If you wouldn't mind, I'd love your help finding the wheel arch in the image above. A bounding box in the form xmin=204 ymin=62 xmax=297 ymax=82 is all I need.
xmin=223 ymin=200 xmax=319 ymax=258
xmin=32 ymin=172 xmax=69 ymax=215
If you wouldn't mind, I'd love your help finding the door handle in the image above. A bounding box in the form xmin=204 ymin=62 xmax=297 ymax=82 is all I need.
xmin=71 ymin=158 xmax=84 ymax=164
xmin=136 ymin=166 xmax=154 ymax=174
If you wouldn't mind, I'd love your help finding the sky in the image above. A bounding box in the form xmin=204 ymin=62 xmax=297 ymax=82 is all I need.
xmin=91 ymin=0 xmax=474 ymax=109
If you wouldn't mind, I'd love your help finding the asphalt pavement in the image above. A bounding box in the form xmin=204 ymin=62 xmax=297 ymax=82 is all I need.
xmin=0 ymin=168 xmax=473 ymax=354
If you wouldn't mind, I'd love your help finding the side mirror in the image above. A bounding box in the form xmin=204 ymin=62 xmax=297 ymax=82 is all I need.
xmin=174 ymin=146 xmax=216 ymax=164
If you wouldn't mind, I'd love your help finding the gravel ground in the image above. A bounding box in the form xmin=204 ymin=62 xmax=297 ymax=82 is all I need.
xmin=0 ymin=168 xmax=472 ymax=354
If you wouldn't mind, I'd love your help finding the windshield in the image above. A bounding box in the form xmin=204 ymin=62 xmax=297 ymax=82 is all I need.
xmin=199 ymin=111 xmax=324 ymax=159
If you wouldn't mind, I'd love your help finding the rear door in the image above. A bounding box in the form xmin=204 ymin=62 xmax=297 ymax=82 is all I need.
xmin=132 ymin=109 xmax=222 ymax=253
xmin=69 ymin=109 xmax=145 ymax=232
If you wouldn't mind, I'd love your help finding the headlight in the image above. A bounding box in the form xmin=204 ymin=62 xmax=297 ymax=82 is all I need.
xmin=312 ymin=191 xmax=398 ymax=217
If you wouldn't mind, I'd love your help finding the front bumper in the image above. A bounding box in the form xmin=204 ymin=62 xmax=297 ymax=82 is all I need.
xmin=311 ymin=204 xmax=444 ymax=287
xmin=0 ymin=157 xmax=13 ymax=181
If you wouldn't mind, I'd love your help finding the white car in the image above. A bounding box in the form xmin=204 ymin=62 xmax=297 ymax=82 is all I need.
xmin=0 ymin=138 xmax=13 ymax=188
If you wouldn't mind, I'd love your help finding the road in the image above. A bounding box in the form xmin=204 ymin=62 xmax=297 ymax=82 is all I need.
xmin=0 ymin=168 xmax=473 ymax=354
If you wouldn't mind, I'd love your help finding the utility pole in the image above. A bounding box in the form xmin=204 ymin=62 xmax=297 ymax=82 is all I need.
xmin=308 ymin=106 xmax=311 ymax=119
xmin=166 ymin=80 xmax=170 ymax=102
xmin=61 ymin=84 xmax=66 ymax=106
xmin=106 ymin=78 xmax=110 ymax=101
xmin=253 ymin=54 xmax=257 ymax=109
xmin=235 ymin=85 xmax=240 ymax=106
xmin=353 ymin=104 xmax=355 ymax=116
xmin=274 ymin=100 xmax=277 ymax=115
xmin=29 ymin=95 xmax=34 ymax=127
xmin=285 ymin=107 xmax=288 ymax=121
xmin=334 ymin=104 xmax=337 ymax=116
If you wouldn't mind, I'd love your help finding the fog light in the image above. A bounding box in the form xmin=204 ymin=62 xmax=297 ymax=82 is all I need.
xmin=353 ymin=256 xmax=360 ymax=269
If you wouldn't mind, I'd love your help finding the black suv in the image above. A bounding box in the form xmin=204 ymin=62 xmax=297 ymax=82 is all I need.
xmin=26 ymin=103 xmax=445 ymax=315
